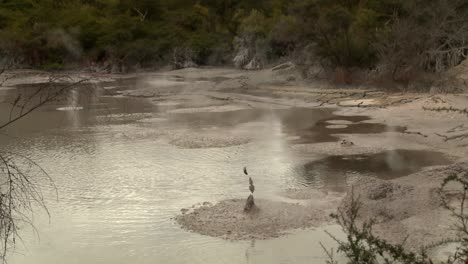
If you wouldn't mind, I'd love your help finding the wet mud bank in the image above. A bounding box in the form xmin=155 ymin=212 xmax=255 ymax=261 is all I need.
xmin=340 ymin=162 xmax=468 ymax=250
xmin=176 ymin=195 xmax=341 ymax=240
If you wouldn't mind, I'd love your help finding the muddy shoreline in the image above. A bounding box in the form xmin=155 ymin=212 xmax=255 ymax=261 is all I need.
xmin=144 ymin=67 xmax=467 ymax=250
xmin=4 ymin=66 xmax=468 ymax=252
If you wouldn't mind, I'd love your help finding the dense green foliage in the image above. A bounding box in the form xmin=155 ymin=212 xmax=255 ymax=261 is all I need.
xmin=0 ymin=0 xmax=467 ymax=74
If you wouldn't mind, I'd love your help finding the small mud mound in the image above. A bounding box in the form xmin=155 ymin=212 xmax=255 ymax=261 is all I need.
xmin=168 ymin=132 xmax=251 ymax=148
xmin=176 ymin=199 xmax=329 ymax=240
xmin=326 ymin=124 xmax=348 ymax=129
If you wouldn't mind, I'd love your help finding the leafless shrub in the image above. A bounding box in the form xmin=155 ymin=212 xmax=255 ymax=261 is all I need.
xmin=375 ymin=0 xmax=468 ymax=88
xmin=0 ymin=72 xmax=90 ymax=262
xmin=0 ymin=152 xmax=54 ymax=261
xmin=323 ymin=188 xmax=433 ymax=264
xmin=439 ymin=171 xmax=468 ymax=263
xmin=1 ymin=75 xmax=89 ymax=130
xmin=323 ymin=169 xmax=468 ymax=264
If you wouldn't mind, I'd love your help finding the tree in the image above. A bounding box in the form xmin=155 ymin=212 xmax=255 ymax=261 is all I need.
xmin=375 ymin=0 xmax=468 ymax=83
xmin=0 ymin=72 xmax=88 ymax=262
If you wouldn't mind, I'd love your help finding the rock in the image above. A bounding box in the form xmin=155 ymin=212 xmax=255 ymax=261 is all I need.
xmin=340 ymin=139 xmax=354 ymax=146
xmin=173 ymin=47 xmax=198 ymax=69
xmin=271 ymin=62 xmax=301 ymax=82
xmin=443 ymin=59 xmax=468 ymax=92
xmin=233 ymin=48 xmax=250 ymax=69
xmin=272 ymin=62 xmax=294 ymax=71
xmin=182 ymin=60 xmax=198 ymax=69
xmin=233 ymin=36 xmax=253 ymax=69
xmin=244 ymin=57 xmax=262 ymax=70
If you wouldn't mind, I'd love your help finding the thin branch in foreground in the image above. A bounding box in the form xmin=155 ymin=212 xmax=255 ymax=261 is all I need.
xmin=0 ymin=152 xmax=56 ymax=262
xmin=0 ymin=78 xmax=90 ymax=130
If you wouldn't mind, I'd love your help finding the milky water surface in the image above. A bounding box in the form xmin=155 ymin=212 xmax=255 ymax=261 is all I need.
xmin=0 ymin=79 xmax=449 ymax=264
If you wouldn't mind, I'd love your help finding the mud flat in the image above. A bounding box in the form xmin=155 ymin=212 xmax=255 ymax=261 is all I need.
xmin=166 ymin=130 xmax=252 ymax=148
xmin=176 ymin=198 xmax=335 ymax=240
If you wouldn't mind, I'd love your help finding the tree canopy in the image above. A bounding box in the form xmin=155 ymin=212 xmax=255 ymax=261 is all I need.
xmin=0 ymin=0 xmax=466 ymax=75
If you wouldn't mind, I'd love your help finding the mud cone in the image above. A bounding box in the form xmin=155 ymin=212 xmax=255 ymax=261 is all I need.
xmin=244 ymin=170 xmax=256 ymax=212
xmin=249 ymin=177 xmax=255 ymax=193
xmin=244 ymin=194 xmax=255 ymax=212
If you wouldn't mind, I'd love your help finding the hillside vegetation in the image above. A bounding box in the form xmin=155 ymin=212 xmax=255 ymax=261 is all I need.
xmin=1 ymin=0 xmax=468 ymax=86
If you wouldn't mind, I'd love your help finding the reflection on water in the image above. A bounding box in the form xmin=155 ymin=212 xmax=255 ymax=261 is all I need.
xmin=292 ymin=115 xmax=407 ymax=143
xmin=0 ymin=83 xmax=156 ymax=137
xmin=165 ymin=108 xmax=408 ymax=145
xmin=298 ymin=149 xmax=452 ymax=192
xmin=0 ymin=80 xmax=449 ymax=264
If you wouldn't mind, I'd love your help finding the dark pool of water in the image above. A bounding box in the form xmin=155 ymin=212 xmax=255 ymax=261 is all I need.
xmin=167 ymin=108 xmax=408 ymax=144
xmin=297 ymin=149 xmax=452 ymax=191
xmin=290 ymin=115 xmax=407 ymax=144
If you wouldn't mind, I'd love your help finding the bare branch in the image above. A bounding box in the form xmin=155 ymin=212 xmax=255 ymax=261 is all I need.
xmin=0 ymin=78 xmax=89 ymax=130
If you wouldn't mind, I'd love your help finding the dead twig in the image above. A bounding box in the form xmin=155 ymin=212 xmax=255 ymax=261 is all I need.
xmin=422 ymin=106 xmax=468 ymax=116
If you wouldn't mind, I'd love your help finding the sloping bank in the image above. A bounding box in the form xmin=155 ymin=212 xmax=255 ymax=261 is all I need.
xmin=340 ymin=162 xmax=468 ymax=251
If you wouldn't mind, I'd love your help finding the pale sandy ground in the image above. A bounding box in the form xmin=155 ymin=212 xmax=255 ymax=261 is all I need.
xmin=6 ymin=66 xmax=468 ymax=258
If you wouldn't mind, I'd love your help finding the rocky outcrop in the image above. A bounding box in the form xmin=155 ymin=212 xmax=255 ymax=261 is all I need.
xmin=232 ymin=36 xmax=264 ymax=70
xmin=173 ymin=47 xmax=198 ymax=70
xmin=272 ymin=62 xmax=294 ymax=71
xmin=270 ymin=62 xmax=303 ymax=82
xmin=243 ymin=56 xmax=263 ymax=70
xmin=444 ymin=59 xmax=468 ymax=91
xmin=87 ymin=60 xmax=129 ymax=74
xmin=233 ymin=47 xmax=250 ymax=69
